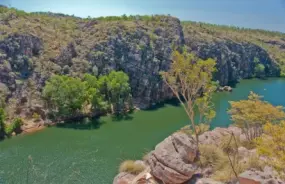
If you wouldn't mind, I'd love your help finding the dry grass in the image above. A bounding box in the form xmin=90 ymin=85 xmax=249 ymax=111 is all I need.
xmin=119 ymin=160 xmax=146 ymax=175
xmin=199 ymin=144 xmax=264 ymax=182
xmin=199 ymin=144 xmax=228 ymax=171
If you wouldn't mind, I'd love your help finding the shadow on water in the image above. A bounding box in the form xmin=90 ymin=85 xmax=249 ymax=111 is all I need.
xmin=143 ymin=98 xmax=181 ymax=111
xmin=55 ymin=117 xmax=106 ymax=130
xmin=111 ymin=112 xmax=134 ymax=122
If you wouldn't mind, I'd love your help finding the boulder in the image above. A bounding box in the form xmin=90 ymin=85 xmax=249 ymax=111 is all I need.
xmin=238 ymin=167 xmax=284 ymax=184
xmin=146 ymin=132 xmax=198 ymax=184
xmin=187 ymin=177 xmax=224 ymax=184
xmin=113 ymin=172 xmax=136 ymax=184
xmin=199 ymin=126 xmax=246 ymax=146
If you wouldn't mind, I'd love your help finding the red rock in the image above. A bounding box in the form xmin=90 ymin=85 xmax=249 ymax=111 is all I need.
xmin=145 ymin=132 xmax=198 ymax=184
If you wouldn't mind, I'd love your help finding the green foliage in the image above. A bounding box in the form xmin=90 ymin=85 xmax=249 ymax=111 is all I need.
xmin=5 ymin=118 xmax=23 ymax=136
xmin=43 ymin=75 xmax=87 ymax=116
xmin=83 ymin=74 xmax=108 ymax=112
xmin=160 ymin=50 xmax=216 ymax=145
xmin=105 ymin=71 xmax=131 ymax=113
xmin=43 ymin=71 xmax=132 ymax=118
xmin=32 ymin=113 xmax=41 ymax=121
xmin=254 ymin=63 xmax=265 ymax=76
xmin=228 ymin=91 xmax=285 ymax=141
xmin=255 ymin=122 xmax=285 ymax=172
xmin=119 ymin=160 xmax=145 ymax=174
xmin=0 ymin=108 xmax=6 ymax=137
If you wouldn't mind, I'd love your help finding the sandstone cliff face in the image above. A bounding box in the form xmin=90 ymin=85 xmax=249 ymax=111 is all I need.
xmin=84 ymin=17 xmax=184 ymax=106
xmin=186 ymin=40 xmax=279 ymax=85
xmin=0 ymin=12 xmax=282 ymax=109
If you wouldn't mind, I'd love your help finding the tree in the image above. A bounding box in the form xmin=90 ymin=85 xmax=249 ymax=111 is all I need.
xmin=26 ymin=79 xmax=37 ymax=108
xmin=43 ymin=75 xmax=87 ymax=118
xmin=83 ymin=74 xmax=108 ymax=113
xmin=105 ymin=71 xmax=132 ymax=114
xmin=254 ymin=63 xmax=265 ymax=77
xmin=255 ymin=121 xmax=285 ymax=173
xmin=0 ymin=108 xmax=6 ymax=138
xmin=228 ymin=92 xmax=285 ymax=141
xmin=160 ymin=50 xmax=216 ymax=148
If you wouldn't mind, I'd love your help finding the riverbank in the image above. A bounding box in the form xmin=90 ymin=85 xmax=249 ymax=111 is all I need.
xmin=0 ymin=78 xmax=285 ymax=184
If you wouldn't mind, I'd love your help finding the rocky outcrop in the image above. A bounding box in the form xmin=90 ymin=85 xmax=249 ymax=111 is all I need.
xmin=238 ymin=167 xmax=283 ymax=184
xmin=0 ymin=34 xmax=43 ymax=94
xmin=113 ymin=127 xmax=285 ymax=184
xmin=113 ymin=172 xmax=136 ymax=184
xmin=186 ymin=40 xmax=280 ymax=86
xmin=85 ymin=17 xmax=184 ymax=107
xmin=199 ymin=126 xmax=247 ymax=146
xmin=145 ymin=132 xmax=198 ymax=184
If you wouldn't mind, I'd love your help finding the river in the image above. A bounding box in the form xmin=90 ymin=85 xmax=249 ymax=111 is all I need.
xmin=0 ymin=78 xmax=285 ymax=184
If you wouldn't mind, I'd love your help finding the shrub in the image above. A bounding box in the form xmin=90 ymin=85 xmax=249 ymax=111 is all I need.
xmin=228 ymin=92 xmax=285 ymax=141
xmin=219 ymin=134 xmax=241 ymax=153
xmin=255 ymin=122 xmax=285 ymax=172
xmin=5 ymin=118 xmax=23 ymax=135
xmin=254 ymin=63 xmax=265 ymax=77
xmin=0 ymin=108 xmax=6 ymax=137
xmin=199 ymin=144 xmax=228 ymax=171
xmin=119 ymin=160 xmax=145 ymax=174
xmin=32 ymin=113 xmax=41 ymax=121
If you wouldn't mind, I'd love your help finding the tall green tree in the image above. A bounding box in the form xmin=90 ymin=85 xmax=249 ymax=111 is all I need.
xmin=43 ymin=75 xmax=87 ymax=117
xmin=160 ymin=50 xmax=216 ymax=148
xmin=105 ymin=71 xmax=131 ymax=114
xmin=83 ymin=74 xmax=108 ymax=112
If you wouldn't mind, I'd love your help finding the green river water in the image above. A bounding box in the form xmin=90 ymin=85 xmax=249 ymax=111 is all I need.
xmin=0 ymin=78 xmax=285 ymax=184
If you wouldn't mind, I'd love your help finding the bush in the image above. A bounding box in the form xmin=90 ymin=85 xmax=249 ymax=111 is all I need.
xmin=0 ymin=108 xmax=6 ymax=137
xmin=32 ymin=113 xmax=41 ymax=122
xmin=228 ymin=92 xmax=285 ymax=141
xmin=5 ymin=118 xmax=23 ymax=135
xmin=199 ymin=144 xmax=228 ymax=171
xmin=254 ymin=63 xmax=265 ymax=77
xmin=255 ymin=122 xmax=285 ymax=172
xmin=119 ymin=160 xmax=145 ymax=174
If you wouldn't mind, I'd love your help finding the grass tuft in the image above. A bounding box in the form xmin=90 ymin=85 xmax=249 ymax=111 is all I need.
xmin=119 ymin=160 xmax=146 ymax=174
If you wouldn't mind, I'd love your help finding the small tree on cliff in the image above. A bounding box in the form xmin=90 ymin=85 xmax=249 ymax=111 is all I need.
xmin=160 ymin=50 xmax=216 ymax=148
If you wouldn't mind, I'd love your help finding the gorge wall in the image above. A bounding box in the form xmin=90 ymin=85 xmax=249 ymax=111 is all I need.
xmin=0 ymin=7 xmax=283 ymax=109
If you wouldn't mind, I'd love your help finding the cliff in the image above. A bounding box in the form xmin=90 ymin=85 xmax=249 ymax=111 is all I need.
xmin=0 ymin=7 xmax=284 ymax=110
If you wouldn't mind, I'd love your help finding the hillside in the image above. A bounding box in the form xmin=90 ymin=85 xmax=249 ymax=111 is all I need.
xmin=0 ymin=6 xmax=285 ymax=120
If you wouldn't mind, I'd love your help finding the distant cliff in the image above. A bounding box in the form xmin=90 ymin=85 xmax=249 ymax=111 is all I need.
xmin=0 ymin=7 xmax=284 ymax=110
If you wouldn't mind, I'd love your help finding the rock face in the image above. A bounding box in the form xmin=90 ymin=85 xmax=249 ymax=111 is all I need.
xmin=85 ymin=17 xmax=184 ymax=107
xmin=145 ymin=132 xmax=198 ymax=184
xmin=238 ymin=167 xmax=284 ymax=184
xmin=113 ymin=172 xmax=136 ymax=184
xmin=186 ymin=40 xmax=279 ymax=86
xmin=199 ymin=126 xmax=247 ymax=146
xmin=0 ymin=12 xmax=282 ymax=110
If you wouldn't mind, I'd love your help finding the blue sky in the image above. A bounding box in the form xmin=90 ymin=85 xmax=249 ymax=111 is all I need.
xmin=1 ymin=0 xmax=285 ymax=32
